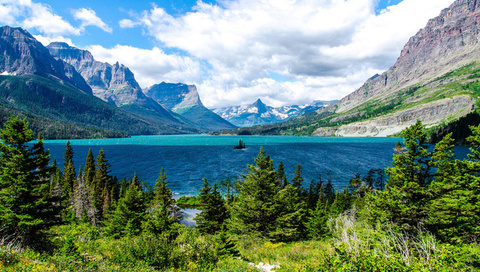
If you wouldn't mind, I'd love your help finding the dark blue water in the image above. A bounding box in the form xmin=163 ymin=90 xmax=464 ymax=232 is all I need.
xmin=41 ymin=135 xmax=470 ymax=196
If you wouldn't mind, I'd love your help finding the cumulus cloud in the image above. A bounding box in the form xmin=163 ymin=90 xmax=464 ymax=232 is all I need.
xmin=73 ymin=8 xmax=112 ymax=33
xmin=33 ymin=34 xmax=74 ymax=47
xmin=87 ymin=45 xmax=204 ymax=88
xmin=0 ymin=0 xmax=81 ymax=36
xmin=121 ymin=0 xmax=454 ymax=108
xmin=0 ymin=1 xmax=112 ymax=37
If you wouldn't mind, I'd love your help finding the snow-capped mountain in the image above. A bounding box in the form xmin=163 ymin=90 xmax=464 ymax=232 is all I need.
xmin=213 ymin=99 xmax=336 ymax=127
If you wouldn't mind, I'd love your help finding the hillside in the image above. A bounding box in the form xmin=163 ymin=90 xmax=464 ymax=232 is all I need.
xmin=0 ymin=26 xmax=201 ymax=138
xmin=223 ymin=0 xmax=480 ymax=137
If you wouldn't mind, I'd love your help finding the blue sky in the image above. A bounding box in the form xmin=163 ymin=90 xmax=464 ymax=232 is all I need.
xmin=0 ymin=0 xmax=454 ymax=108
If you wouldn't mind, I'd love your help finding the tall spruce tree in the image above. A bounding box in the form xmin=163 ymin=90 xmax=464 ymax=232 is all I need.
xmin=228 ymin=147 xmax=279 ymax=239
xmin=228 ymin=147 xmax=305 ymax=241
xmin=276 ymin=160 xmax=288 ymax=188
xmin=143 ymin=168 xmax=182 ymax=235
xmin=427 ymin=130 xmax=480 ymax=243
xmin=292 ymin=163 xmax=303 ymax=191
xmin=105 ymin=176 xmax=146 ymax=238
xmin=84 ymin=148 xmax=95 ymax=187
xmin=369 ymin=120 xmax=432 ymax=232
xmin=195 ymin=178 xmax=228 ymax=235
xmin=0 ymin=116 xmax=56 ymax=245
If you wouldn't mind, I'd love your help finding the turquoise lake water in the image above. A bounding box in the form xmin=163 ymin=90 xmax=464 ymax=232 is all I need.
xmin=42 ymin=135 xmax=469 ymax=196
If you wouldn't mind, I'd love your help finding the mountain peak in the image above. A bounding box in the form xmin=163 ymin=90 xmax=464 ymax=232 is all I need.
xmin=252 ymin=98 xmax=268 ymax=113
xmin=47 ymin=42 xmax=72 ymax=50
xmin=0 ymin=26 xmax=92 ymax=94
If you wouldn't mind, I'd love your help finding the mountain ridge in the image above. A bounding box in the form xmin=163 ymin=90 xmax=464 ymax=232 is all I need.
xmin=221 ymin=0 xmax=480 ymax=137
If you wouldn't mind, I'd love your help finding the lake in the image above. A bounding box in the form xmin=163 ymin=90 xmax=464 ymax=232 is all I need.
xmin=41 ymin=135 xmax=470 ymax=196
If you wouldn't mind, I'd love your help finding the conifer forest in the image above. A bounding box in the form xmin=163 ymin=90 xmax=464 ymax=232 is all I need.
xmin=0 ymin=115 xmax=479 ymax=271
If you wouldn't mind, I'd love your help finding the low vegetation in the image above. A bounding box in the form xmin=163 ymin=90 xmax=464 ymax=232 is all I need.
xmin=0 ymin=116 xmax=479 ymax=271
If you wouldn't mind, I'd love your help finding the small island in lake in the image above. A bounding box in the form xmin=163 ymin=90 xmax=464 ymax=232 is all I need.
xmin=234 ymin=139 xmax=246 ymax=149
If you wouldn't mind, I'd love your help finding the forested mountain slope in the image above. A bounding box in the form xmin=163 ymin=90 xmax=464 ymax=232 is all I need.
xmin=0 ymin=26 xmax=200 ymax=138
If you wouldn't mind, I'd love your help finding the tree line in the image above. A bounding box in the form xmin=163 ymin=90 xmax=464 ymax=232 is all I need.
xmin=0 ymin=115 xmax=479 ymax=270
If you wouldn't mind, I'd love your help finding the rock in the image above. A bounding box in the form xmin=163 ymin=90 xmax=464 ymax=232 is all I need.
xmin=145 ymin=82 xmax=236 ymax=131
xmin=0 ymin=26 xmax=92 ymax=95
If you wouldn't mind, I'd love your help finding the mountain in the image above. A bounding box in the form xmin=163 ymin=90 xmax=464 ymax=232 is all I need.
xmin=223 ymin=0 xmax=480 ymax=137
xmin=46 ymin=42 xmax=190 ymax=125
xmin=214 ymin=99 xmax=336 ymax=127
xmin=0 ymin=26 xmax=200 ymax=138
xmin=145 ymin=82 xmax=236 ymax=132
xmin=0 ymin=26 xmax=92 ymax=95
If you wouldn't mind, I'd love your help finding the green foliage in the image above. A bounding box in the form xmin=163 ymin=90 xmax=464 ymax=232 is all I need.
xmin=0 ymin=116 xmax=57 ymax=246
xmin=177 ymin=195 xmax=201 ymax=208
xmin=195 ymin=179 xmax=228 ymax=235
xmin=104 ymin=178 xmax=146 ymax=238
xmin=228 ymin=147 xmax=307 ymax=242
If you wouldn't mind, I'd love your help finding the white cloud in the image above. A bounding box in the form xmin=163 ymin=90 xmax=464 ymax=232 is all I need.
xmin=33 ymin=34 xmax=74 ymax=47
xmin=87 ymin=45 xmax=204 ymax=88
xmin=73 ymin=8 xmax=112 ymax=33
xmin=119 ymin=19 xmax=138 ymax=28
xmin=0 ymin=0 xmax=81 ymax=36
xmin=122 ymin=0 xmax=455 ymax=108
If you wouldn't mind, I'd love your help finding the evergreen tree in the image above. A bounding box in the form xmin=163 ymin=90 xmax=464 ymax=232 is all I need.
xmin=272 ymin=183 xmax=307 ymax=241
xmin=228 ymin=147 xmax=280 ymax=239
xmin=92 ymin=149 xmax=114 ymax=220
xmin=195 ymin=178 xmax=228 ymax=235
xmin=292 ymin=163 xmax=303 ymax=191
xmin=276 ymin=160 xmax=288 ymax=188
xmin=104 ymin=176 xmax=146 ymax=238
xmin=153 ymin=168 xmax=172 ymax=207
xmin=143 ymin=168 xmax=182 ymax=235
xmin=228 ymin=147 xmax=305 ymax=241
xmin=427 ymin=130 xmax=480 ymax=243
xmin=306 ymin=195 xmax=329 ymax=239
xmin=83 ymin=148 xmax=95 ymax=187
xmin=62 ymin=160 xmax=76 ymax=198
xmin=0 ymin=116 xmax=56 ymax=245
xmin=369 ymin=120 xmax=432 ymax=232
xmin=63 ymin=141 xmax=74 ymax=169
xmin=306 ymin=176 xmax=323 ymax=210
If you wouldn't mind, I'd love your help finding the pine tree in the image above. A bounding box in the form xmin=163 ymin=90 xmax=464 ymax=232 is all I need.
xmin=292 ymin=163 xmax=303 ymax=191
xmin=92 ymin=149 xmax=114 ymax=220
xmin=228 ymin=147 xmax=306 ymax=241
xmin=63 ymin=141 xmax=74 ymax=169
xmin=276 ymin=160 xmax=288 ymax=188
xmin=306 ymin=194 xmax=329 ymax=239
xmin=195 ymin=178 xmax=228 ymax=235
xmin=228 ymin=147 xmax=280 ymax=239
xmin=427 ymin=130 xmax=480 ymax=243
xmin=0 ymin=116 xmax=57 ymax=245
xmin=369 ymin=120 xmax=432 ymax=232
xmin=272 ymin=183 xmax=307 ymax=241
xmin=143 ymin=169 xmax=181 ymax=235
xmin=153 ymin=168 xmax=172 ymax=207
xmin=84 ymin=148 xmax=95 ymax=187
xmin=105 ymin=176 xmax=146 ymax=238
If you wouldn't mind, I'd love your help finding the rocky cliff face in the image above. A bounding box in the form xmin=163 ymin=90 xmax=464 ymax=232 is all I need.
xmin=47 ymin=42 xmax=182 ymax=122
xmin=215 ymin=99 xmax=335 ymax=127
xmin=0 ymin=26 xmax=92 ymax=94
xmin=313 ymin=0 xmax=480 ymax=136
xmin=145 ymin=82 xmax=203 ymax=110
xmin=145 ymin=82 xmax=236 ymax=131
